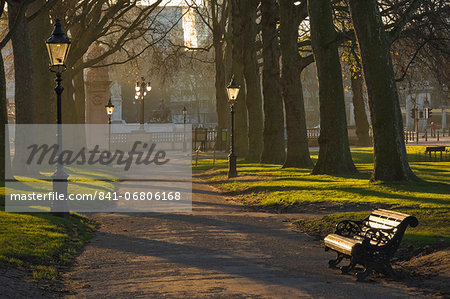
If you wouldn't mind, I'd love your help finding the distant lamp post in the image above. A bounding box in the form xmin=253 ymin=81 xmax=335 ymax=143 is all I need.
xmin=226 ymin=76 xmax=240 ymax=178
xmin=105 ymin=98 xmax=115 ymax=151
xmin=46 ymin=19 xmax=71 ymax=218
xmin=182 ymin=106 xmax=187 ymax=152
xmin=134 ymin=77 xmax=151 ymax=130
xmin=182 ymin=106 xmax=187 ymax=124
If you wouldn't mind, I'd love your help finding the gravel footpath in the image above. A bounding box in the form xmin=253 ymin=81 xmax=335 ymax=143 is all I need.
xmin=62 ymin=179 xmax=428 ymax=298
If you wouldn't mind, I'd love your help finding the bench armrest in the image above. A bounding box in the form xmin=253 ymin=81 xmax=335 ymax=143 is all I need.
xmin=335 ymin=220 xmax=363 ymax=237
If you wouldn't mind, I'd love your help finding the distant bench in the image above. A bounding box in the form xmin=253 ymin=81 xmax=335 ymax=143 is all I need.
xmin=324 ymin=209 xmax=418 ymax=281
xmin=425 ymin=146 xmax=446 ymax=161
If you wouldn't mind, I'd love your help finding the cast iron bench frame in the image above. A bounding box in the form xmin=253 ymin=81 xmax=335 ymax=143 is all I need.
xmin=324 ymin=209 xmax=418 ymax=281
xmin=425 ymin=146 xmax=446 ymax=161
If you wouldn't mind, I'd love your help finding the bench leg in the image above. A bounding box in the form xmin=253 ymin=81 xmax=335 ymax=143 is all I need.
xmin=340 ymin=260 xmax=356 ymax=274
xmin=356 ymin=267 xmax=372 ymax=281
xmin=381 ymin=263 xmax=400 ymax=279
xmin=328 ymin=253 xmax=344 ymax=269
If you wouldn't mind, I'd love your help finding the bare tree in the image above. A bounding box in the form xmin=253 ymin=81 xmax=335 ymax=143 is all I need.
xmin=189 ymin=0 xmax=230 ymax=150
xmin=28 ymin=0 xmax=54 ymax=124
xmin=239 ymin=0 xmax=263 ymax=161
xmin=260 ymin=0 xmax=285 ymax=164
xmin=349 ymin=0 xmax=418 ymax=181
xmin=308 ymin=0 xmax=357 ymax=174
xmin=350 ymin=65 xmax=371 ymax=146
xmin=7 ymin=0 xmax=36 ymax=171
xmin=229 ymin=0 xmax=249 ymax=156
xmin=341 ymin=40 xmax=371 ymax=146
xmin=0 ymin=0 xmax=15 ymax=183
xmin=280 ymin=0 xmax=313 ymax=168
xmin=46 ymin=0 xmax=165 ymax=123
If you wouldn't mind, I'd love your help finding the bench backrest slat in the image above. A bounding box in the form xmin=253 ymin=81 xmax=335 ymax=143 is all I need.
xmin=367 ymin=215 xmax=400 ymax=230
xmin=365 ymin=210 xmax=411 ymax=242
xmin=372 ymin=209 xmax=409 ymax=220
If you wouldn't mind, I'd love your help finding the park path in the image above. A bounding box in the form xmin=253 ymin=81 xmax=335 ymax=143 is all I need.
xmin=63 ymin=179 xmax=425 ymax=298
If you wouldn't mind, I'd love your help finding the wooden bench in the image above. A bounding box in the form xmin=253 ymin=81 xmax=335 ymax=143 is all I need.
xmin=425 ymin=146 xmax=446 ymax=161
xmin=324 ymin=209 xmax=418 ymax=281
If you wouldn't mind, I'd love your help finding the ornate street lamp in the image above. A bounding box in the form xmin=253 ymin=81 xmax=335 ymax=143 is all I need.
xmin=46 ymin=19 xmax=71 ymax=217
xmin=134 ymin=77 xmax=151 ymax=130
xmin=105 ymin=98 xmax=115 ymax=151
xmin=182 ymin=106 xmax=187 ymax=152
xmin=226 ymin=76 xmax=240 ymax=178
xmin=46 ymin=20 xmax=71 ymax=71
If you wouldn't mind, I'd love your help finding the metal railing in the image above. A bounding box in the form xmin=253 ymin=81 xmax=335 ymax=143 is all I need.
xmin=110 ymin=126 xmax=449 ymax=152
xmin=404 ymin=128 xmax=448 ymax=144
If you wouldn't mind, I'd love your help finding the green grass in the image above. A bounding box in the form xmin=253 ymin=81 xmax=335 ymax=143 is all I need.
xmin=0 ymin=166 xmax=112 ymax=278
xmin=0 ymin=212 xmax=94 ymax=279
xmin=194 ymin=146 xmax=450 ymax=248
xmin=1 ymin=166 xmax=116 ymax=210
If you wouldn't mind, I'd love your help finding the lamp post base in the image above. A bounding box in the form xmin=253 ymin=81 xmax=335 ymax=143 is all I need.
xmin=51 ymin=168 xmax=70 ymax=219
xmin=228 ymin=153 xmax=238 ymax=178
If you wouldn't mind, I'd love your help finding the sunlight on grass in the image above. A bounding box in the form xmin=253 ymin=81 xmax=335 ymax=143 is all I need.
xmin=0 ymin=212 xmax=94 ymax=278
xmin=0 ymin=167 xmax=109 ymax=276
xmin=195 ymin=146 xmax=450 ymax=247
xmin=194 ymin=146 xmax=450 ymax=209
xmin=1 ymin=166 xmax=116 ymax=208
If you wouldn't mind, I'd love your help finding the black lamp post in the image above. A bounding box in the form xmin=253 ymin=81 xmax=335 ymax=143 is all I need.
xmin=134 ymin=77 xmax=151 ymax=130
xmin=226 ymin=76 xmax=240 ymax=178
xmin=46 ymin=19 xmax=71 ymax=217
xmin=182 ymin=106 xmax=187 ymax=124
xmin=182 ymin=106 xmax=187 ymax=152
xmin=105 ymin=98 xmax=115 ymax=152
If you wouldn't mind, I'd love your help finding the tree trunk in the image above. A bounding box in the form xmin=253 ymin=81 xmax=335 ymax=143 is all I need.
xmin=308 ymin=0 xmax=357 ymax=175
xmin=73 ymin=68 xmax=86 ymax=124
xmin=260 ymin=0 xmax=285 ymax=164
xmin=28 ymin=0 xmax=54 ymax=124
xmin=230 ymin=0 xmax=248 ymax=157
xmin=224 ymin=34 xmax=233 ymax=150
xmin=61 ymin=68 xmax=77 ymax=124
xmin=213 ymin=32 xmax=228 ymax=151
xmin=9 ymin=1 xmax=35 ymax=171
xmin=350 ymin=68 xmax=371 ymax=146
xmin=241 ymin=0 xmax=263 ymax=162
xmin=280 ymin=0 xmax=313 ymax=168
xmin=0 ymin=51 xmax=11 ymax=185
xmin=349 ymin=0 xmax=416 ymax=181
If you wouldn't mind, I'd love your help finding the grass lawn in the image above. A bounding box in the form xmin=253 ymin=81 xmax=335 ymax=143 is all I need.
xmin=0 ymin=212 xmax=94 ymax=279
xmin=194 ymin=146 xmax=450 ymax=249
xmin=1 ymin=166 xmax=116 ymax=210
xmin=0 ymin=166 xmax=114 ymax=278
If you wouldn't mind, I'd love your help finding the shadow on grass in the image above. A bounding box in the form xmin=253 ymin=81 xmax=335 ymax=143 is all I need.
xmin=215 ymin=178 xmax=449 ymax=208
xmin=4 ymin=181 xmax=52 ymax=193
xmin=338 ymin=186 xmax=449 ymax=207
xmin=272 ymin=177 xmax=336 ymax=183
xmin=223 ymin=185 xmax=309 ymax=196
xmin=379 ymin=180 xmax=450 ymax=196
xmin=349 ymin=150 xmax=375 ymax=164
xmin=69 ymin=181 xmax=113 ymax=193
